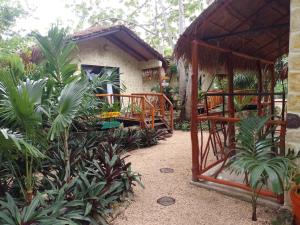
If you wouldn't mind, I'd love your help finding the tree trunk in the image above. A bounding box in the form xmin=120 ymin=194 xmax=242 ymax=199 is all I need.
xmin=178 ymin=59 xmax=187 ymax=120
xmin=251 ymin=194 xmax=257 ymax=221
xmin=157 ymin=0 xmax=174 ymax=48
xmin=178 ymin=0 xmax=185 ymax=34
xmin=177 ymin=0 xmax=188 ymax=120
xmin=184 ymin=67 xmax=193 ymax=120
xmin=63 ymin=129 xmax=70 ymax=182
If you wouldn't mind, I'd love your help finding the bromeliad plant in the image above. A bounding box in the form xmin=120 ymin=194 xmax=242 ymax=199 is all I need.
xmin=229 ymin=116 xmax=290 ymax=221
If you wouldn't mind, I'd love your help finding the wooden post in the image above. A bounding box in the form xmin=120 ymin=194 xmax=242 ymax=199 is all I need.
xmin=160 ymin=94 xmax=165 ymax=119
xmin=227 ymin=52 xmax=235 ymax=150
xmin=141 ymin=97 xmax=146 ymax=129
xmin=270 ymin=64 xmax=275 ymax=117
xmin=159 ymin=68 xmax=163 ymax=93
xmin=257 ymin=60 xmax=263 ymax=116
xmin=191 ymin=40 xmax=200 ymax=181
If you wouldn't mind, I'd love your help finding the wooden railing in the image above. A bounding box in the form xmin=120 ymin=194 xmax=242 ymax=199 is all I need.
xmin=134 ymin=93 xmax=174 ymax=130
xmin=196 ymin=115 xmax=286 ymax=202
xmin=95 ymin=94 xmax=155 ymax=129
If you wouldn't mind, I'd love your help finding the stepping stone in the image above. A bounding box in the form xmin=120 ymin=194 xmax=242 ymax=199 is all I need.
xmin=157 ymin=196 xmax=176 ymax=206
xmin=160 ymin=168 xmax=174 ymax=173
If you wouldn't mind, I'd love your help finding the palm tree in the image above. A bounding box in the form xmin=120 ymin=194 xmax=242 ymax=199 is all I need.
xmin=48 ymin=78 xmax=88 ymax=182
xmin=0 ymin=68 xmax=46 ymax=201
xmin=34 ymin=26 xmax=78 ymax=87
xmin=229 ymin=116 xmax=290 ymax=221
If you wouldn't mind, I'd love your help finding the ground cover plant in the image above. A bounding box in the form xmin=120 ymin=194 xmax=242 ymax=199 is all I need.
xmin=0 ymin=26 xmax=145 ymax=225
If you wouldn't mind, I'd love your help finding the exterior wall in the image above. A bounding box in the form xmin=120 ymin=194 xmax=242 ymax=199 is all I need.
xmin=287 ymin=0 xmax=300 ymax=153
xmin=73 ymin=37 xmax=163 ymax=94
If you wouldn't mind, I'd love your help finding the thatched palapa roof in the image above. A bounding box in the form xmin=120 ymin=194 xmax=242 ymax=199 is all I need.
xmin=174 ymin=0 xmax=290 ymax=72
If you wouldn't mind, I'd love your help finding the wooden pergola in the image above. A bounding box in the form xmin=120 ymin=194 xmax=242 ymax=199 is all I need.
xmin=175 ymin=0 xmax=290 ymax=203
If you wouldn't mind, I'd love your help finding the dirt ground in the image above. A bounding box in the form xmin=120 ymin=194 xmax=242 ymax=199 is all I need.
xmin=112 ymin=131 xmax=276 ymax=225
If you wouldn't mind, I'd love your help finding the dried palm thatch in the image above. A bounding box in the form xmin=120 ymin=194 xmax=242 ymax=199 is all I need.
xmin=174 ymin=0 xmax=290 ymax=74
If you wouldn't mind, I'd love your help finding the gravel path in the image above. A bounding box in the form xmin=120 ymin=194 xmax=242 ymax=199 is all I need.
xmin=112 ymin=131 xmax=276 ymax=225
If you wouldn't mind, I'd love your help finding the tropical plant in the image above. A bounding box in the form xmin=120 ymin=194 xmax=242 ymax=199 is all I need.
xmin=151 ymin=84 xmax=177 ymax=104
xmin=229 ymin=116 xmax=291 ymax=221
xmin=107 ymin=129 xmax=141 ymax=151
xmin=48 ymin=78 xmax=88 ymax=183
xmin=100 ymin=101 xmax=121 ymax=113
xmin=0 ymin=66 xmax=47 ymax=202
xmin=139 ymin=128 xmax=167 ymax=147
xmin=0 ymin=128 xmax=44 ymax=199
xmin=0 ymin=191 xmax=94 ymax=225
xmin=34 ymin=26 xmax=79 ymax=89
xmin=233 ymin=73 xmax=257 ymax=90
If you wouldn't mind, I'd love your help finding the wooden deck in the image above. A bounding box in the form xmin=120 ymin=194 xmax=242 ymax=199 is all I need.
xmin=96 ymin=93 xmax=174 ymax=132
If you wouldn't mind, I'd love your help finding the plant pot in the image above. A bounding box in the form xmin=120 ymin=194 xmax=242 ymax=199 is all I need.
xmin=290 ymin=185 xmax=300 ymax=225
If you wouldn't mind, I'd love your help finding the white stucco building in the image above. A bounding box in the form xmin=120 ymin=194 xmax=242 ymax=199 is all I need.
xmin=70 ymin=25 xmax=170 ymax=94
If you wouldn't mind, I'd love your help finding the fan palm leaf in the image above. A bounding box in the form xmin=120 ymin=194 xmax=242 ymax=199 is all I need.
xmin=0 ymin=128 xmax=44 ymax=158
xmin=48 ymin=78 xmax=88 ymax=140
xmin=0 ymin=69 xmax=47 ymax=137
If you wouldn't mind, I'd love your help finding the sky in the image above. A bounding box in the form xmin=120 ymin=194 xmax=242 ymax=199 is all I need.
xmin=16 ymin=0 xmax=78 ymax=35
xmin=15 ymin=0 xmax=135 ymax=35
xmin=14 ymin=0 xmax=210 ymax=35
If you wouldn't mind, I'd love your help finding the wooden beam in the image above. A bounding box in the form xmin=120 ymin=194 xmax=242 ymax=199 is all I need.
xmin=270 ymin=64 xmax=275 ymax=116
xmin=203 ymin=23 xmax=289 ymax=41
xmin=251 ymin=29 xmax=289 ymax=55
xmin=193 ymin=39 xmax=274 ymax=64
xmin=226 ymin=1 xmax=278 ymax=40
xmin=107 ymin=35 xmax=148 ymax=61
xmin=234 ymin=11 xmax=289 ymax=53
xmin=192 ymin=0 xmax=234 ymax=30
xmin=191 ymin=40 xmax=200 ymax=181
xmin=257 ymin=60 xmax=263 ymax=116
xmin=228 ymin=0 xmax=275 ymax=34
xmin=208 ymin=21 xmax=260 ymax=49
xmin=262 ymin=40 xmax=289 ymax=59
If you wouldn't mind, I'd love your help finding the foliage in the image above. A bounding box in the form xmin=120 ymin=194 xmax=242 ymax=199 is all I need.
xmin=68 ymin=0 xmax=203 ymax=53
xmin=40 ymin=134 xmax=143 ymax=224
xmin=106 ymin=129 xmax=141 ymax=151
xmin=0 ymin=25 xmax=143 ymax=224
xmin=174 ymin=120 xmax=190 ymax=131
xmin=229 ymin=116 xmax=291 ymax=221
xmin=151 ymin=84 xmax=178 ymax=104
xmin=0 ymin=67 xmax=47 ymax=201
xmin=100 ymin=101 xmax=121 ymax=113
xmin=174 ymin=120 xmax=209 ymax=131
xmin=233 ymin=73 xmax=257 ymax=90
xmin=212 ymin=73 xmax=257 ymax=91
xmin=0 ymin=0 xmax=25 ymax=37
xmin=103 ymin=128 xmax=167 ymax=150
xmin=139 ymin=128 xmax=167 ymax=147
xmin=0 ymin=192 xmax=93 ymax=225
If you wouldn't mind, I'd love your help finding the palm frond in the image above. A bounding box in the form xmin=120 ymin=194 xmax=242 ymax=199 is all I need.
xmin=229 ymin=116 xmax=290 ymax=195
xmin=0 ymin=128 xmax=44 ymax=158
xmin=34 ymin=26 xmax=79 ymax=85
xmin=49 ymin=78 xmax=88 ymax=140
xmin=0 ymin=69 xmax=46 ymax=134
